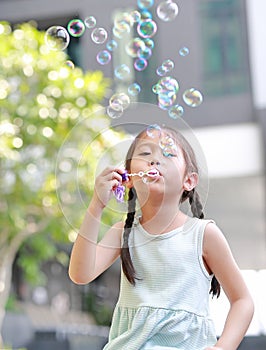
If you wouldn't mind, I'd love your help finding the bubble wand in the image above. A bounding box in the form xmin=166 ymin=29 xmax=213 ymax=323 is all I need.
xmin=113 ymin=169 xmax=160 ymax=202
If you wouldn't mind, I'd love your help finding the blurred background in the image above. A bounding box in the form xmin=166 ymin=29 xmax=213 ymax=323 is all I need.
xmin=0 ymin=0 xmax=265 ymax=349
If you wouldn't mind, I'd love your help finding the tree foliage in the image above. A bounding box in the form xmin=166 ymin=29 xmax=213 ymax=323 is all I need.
xmin=0 ymin=21 xmax=124 ymax=294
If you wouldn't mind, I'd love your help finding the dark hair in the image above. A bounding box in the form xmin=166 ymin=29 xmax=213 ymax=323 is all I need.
xmin=120 ymin=126 xmax=220 ymax=298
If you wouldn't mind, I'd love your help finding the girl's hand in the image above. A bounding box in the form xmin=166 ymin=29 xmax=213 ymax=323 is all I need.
xmin=205 ymin=347 xmax=223 ymax=350
xmin=92 ymin=166 xmax=124 ymax=209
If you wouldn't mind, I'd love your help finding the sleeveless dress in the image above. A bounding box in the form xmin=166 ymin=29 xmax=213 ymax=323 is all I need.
xmin=103 ymin=216 xmax=217 ymax=350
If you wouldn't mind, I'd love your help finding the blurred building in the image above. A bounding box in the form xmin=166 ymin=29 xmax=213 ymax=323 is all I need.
xmin=1 ymin=0 xmax=265 ymax=348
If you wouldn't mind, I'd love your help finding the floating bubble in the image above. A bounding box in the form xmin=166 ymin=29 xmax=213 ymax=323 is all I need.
xmin=107 ymin=104 xmax=123 ymax=119
xmin=137 ymin=19 xmax=158 ymax=38
xmin=183 ymin=88 xmax=203 ymax=107
xmin=45 ymin=26 xmax=70 ymax=51
xmin=179 ymin=46 xmax=189 ymax=56
xmin=84 ymin=16 xmax=97 ymax=29
xmin=158 ymin=76 xmax=179 ymax=93
xmin=140 ymin=10 xmax=153 ymax=20
xmin=134 ymin=58 xmax=148 ymax=71
xmin=146 ymin=124 xmax=162 ymax=138
xmin=157 ymin=0 xmax=179 ymax=22
xmin=159 ymin=134 xmax=177 ymax=157
xmin=138 ymin=46 xmax=152 ymax=60
xmin=106 ymin=39 xmax=118 ymax=51
xmin=126 ymin=38 xmax=146 ymax=58
xmin=114 ymin=64 xmax=131 ymax=80
xmin=156 ymin=59 xmax=174 ymax=76
xmin=130 ymin=10 xmax=141 ymax=23
xmin=143 ymin=38 xmax=155 ymax=50
xmin=114 ymin=12 xmax=134 ymax=29
xmin=96 ymin=50 xmax=111 ymax=65
xmin=109 ymin=92 xmax=130 ymax=110
xmin=138 ymin=0 xmax=154 ymax=10
xmin=67 ymin=19 xmax=85 ymax=37
xmin=66 ymin=60 xmax=75 ymax=69
xmin=152 ymin=84 xmax=163 ymax=94
xmin=91 ymin=27 xmax=108 ymax=44
xmin=158 ymin=91 xmax=177 ymax=109
xmin=128 ymin=83 xmax=141 ymax=96
xmin=168 ymin=104 xmax=184 ymax=119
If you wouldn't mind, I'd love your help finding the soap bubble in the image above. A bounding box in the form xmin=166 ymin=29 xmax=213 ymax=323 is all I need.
xmin=159 ymin=134 xmax=177 ymax=157
xmin=107 ymin=105 xmax=123 ymax=119
xmin=146 ymin=124 xmax=162 ymax=138
xmin=156 ymin=59 xmax=174 ymax=76
xmin=114 ymin=12 xmax=134 ymax=29
xmin=138 ymin=0 xmax=154 ymax=10
xmin=84 ymin=16 xmax=97 ymax=29
xmin=126 ymin=38 xmax=146 ymax=58
xmin=140 ymin=10 xmax=153 ymax=20
xmin=128 ymin=83 xmax=141 ymax=96
xmin=157 ymin=0 xmax=179 ymax=22
xmin=158 ymin=76 xmax=179 ymax=93
xmin=168 ymin=104 xmax=184 ymax=119
xmin=45 ymin=26 xmax=70 ymax=51
xmin=179 ymin=46 xmax=189 ymax=56
xmin=106 ymin=39 xmax=118 ymax=51
xmin=158 ymin=91 xmax=177 ymax=109
xmin=66 ymin=60 xmax=75 ymax=69
xmin=67 ymin=19 xmax=86 ymax=37
xmin=152 ymin=84 xmax=163 ymax=94
xmin=114 ymin=64 xmax=131 ymax=80
xmin=130 ymin=10 xmax=141 ymax=23
xmin=183 ymin=88 xmax=203 ymax=107
xmin=138 ymin=46 xmax=152 ymax=60
xmin=91 ymin=27 xmax=108 ymax=44
xmin=109 ymin=92 xmax=130 ymax=110
xmin=134 ymin=58 xmax=148 ymax=71
xmin=137 ymin=19 xmax=157 ymax=38
xmin=96 ymin=50 xmax=111 ymax=65
xmin=143 ymin=38 xmax=155 ymax=50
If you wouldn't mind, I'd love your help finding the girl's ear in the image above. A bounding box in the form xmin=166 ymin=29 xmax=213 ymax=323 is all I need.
xmin=183 ymin=172 xmax=199 ymax=192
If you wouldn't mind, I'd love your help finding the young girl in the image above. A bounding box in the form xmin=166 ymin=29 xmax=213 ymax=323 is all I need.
xmin=69 ymin=125 xmax=254 ymax=350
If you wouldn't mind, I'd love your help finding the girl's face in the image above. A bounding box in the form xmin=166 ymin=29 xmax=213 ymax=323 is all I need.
xmin=128 ymin=131 xmax=189 ymax=202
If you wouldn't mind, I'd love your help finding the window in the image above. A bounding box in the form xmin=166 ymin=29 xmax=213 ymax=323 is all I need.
xmin=200 ymin=0 xmax=251 ymax=96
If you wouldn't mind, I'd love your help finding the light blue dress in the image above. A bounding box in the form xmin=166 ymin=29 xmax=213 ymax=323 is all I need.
xmin=103 ymin=216 xmax=217 ymax=350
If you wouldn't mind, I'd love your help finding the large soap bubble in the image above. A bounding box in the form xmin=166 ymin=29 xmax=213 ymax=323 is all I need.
xmin=183 ymin=88 xmax=203 ymax=107
xmin=45 ymin=26 xmax=70 ymax=51
xmin=67 ymin=19 xmax=86 ymax=37
xmin=137 ymin=19 xmax=157 ymax=38
xmin=91 ymin=27 xmax=108 ymax=44
xmin=157 ymin=0 xmax=179 ymax=22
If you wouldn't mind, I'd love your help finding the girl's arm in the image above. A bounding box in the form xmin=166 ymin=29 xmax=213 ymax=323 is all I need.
xmin=203 ymin=223 xmax=254 ymax=350
xmin=68 ymin=166 xmax=124 ymax=284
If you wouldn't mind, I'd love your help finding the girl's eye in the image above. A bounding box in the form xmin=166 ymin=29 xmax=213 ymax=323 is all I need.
xmin=139 ymin=152 xmax=151 ymax=156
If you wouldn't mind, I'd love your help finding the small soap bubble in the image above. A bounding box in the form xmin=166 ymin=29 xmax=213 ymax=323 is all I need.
xmin=138 ymin=47 xmax=152 ymax=60
xmin=143 ymin=38 xmax=155 ymax=50
xmin=158 ymin=91 xmax=177 ymax=109
xmin=168 ymin=104 xmax=184 ymax=119
xmin=106 ymin=39 xmax=118 ymax=51
xmin=126 ymin=38 xmax=146 ymax=58
xmin=137 ymin=19 xmax=157 ymax=38
xmin=152 ymin=83 xmax=163 ymax=94
xmin=179 ymin=46 xmax=189 ymax=56
xmin=130 ymin=10 xmax=141 ymax=23
xmin=91 ymin=27 xmax=108 ymax=44
xmin=114 ymin=64 xmax=131 ymax=80
xmin=67 ymin=19 xmax=85 ymax=37
xmin=157 ymin=0 xmax=179 ymax=22
xmin=140 ymin=10 xmax=153 ymax=20
xmin=45 ymin=26 xmax=70 ymax=51
xmin=183 ymin=88 xmax=203 ymax=107
xmin=138 ymin=0 xmax=154 ymax=10
xmin=66 ymin=60 xmax=75 ymax=69
xmin=107 ymin=105 xmax=123 ymax=119
xmin=158 ymin=76 xmax=179 ymax=93
xmin=128 ymin=83 xmax=141 ymax=96
xmin=159 ymin=134 xmax=177 ymax=157
xmin=109 ymin=92 xmax=130 ymax=110
xmin=161 ymin=59 xmax=174 ymax=72
xmin=134 ymin=58 xmax=148 ymax=71
xmin=146 ymin=124 xmax=162 ymax=138
xmin=96 ymin=50 xmax=111 ymax=65
xmin=156 ymin=66 xmax=165 ymax=77
xmin=84 ymin=16 xmax=97 ymax=29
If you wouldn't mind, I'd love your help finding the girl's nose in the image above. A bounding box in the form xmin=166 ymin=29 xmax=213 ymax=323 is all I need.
xmin=149 ymin=160 xmax=160 ymax=166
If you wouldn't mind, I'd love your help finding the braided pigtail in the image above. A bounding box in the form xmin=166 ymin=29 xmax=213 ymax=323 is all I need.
xmin=120 ymin=187 xmax=138 ymax=285
xmin=182 ymin=188 xmax=221 ymax=298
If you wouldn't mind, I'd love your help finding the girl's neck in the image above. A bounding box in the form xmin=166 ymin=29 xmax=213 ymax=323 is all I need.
xmin=139 ymin=199 xmax=187 ymax=235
